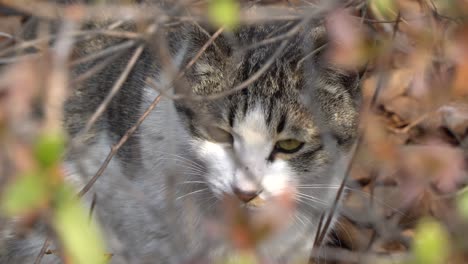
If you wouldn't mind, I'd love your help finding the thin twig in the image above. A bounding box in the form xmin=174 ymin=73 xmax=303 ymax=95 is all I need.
xmin=240 ymin=23 xmax=301 ymax=51
xmin=0 ymin=53 xmax=41 ymax=64
xmin=179 ymin=27 xmax=225 ymax=76
xmin=0 ymin=29 xmax=142 ymax=57
xmin=70 ymin=52 xmax=123 ymax=85
xmin=0 ymin=32 xmax=14 ymax=39
xmin=74 ymin=44 xmax=145 ymax=143
xmin=310 ymin=246 xmax=409 ymax=264
xmin=33 ymin=237 xmax=50 ymax=264
xmin=315 ymin=135 xmax=362 ymax=247
xmin=70 ymin=40 xmax=136 ymax=66
xmin=0 ymin=1 xmax=166 ymax=22
xmin=78 ymin=94 xmax=162 ymax=196
xmin=88 ymin=193 xmax=97 ymax=223
xmin=313 ymin=213 xmax=325 ymax=247
xmin=44 ymin=20 xmax=76 ymax=132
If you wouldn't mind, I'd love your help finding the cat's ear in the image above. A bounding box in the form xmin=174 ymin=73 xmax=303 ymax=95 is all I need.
xmin=180 ymin=24 xmax=232 ymax=92
xmin=171 ymin=24 xmax=232 ymax=134
xmin=185 ymin=24 xmax=232 ymax=59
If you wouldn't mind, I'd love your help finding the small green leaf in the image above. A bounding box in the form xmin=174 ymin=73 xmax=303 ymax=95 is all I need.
xmin=208 ymin=0 xmax=239 ymax=30
xmin=53 ymin=185 xmax=108 ymax=264
xmin=368 ymin=0 xmax=398 ymax=20
xmin=457 ymin=189 xmax=468 ymax=219
xmin=1 ymin=172 xmax=48 ymax=216
xmin=34 ymin=132 xmax=66 ymax=168
xmin=222 ymin=251 xmax=257 ymax=264
xmin=413 ymin=218 xmax=450 ymax=264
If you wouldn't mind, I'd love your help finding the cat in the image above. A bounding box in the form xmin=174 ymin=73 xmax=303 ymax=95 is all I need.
xmin=0 ymin=6 xmax=361 ymax=264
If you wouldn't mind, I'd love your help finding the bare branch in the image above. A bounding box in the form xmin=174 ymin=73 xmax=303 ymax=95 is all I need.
xmin=33 ymin=237 xmax=50 ymax=264
xmin=78 ymin=94 xmax=162 ymax=197
xmin=72 ymin=44 xmax=145 ymax=145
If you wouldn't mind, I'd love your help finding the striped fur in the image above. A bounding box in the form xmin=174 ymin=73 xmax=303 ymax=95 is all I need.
xmin=1 ymin=17 xmax=361 ymax=264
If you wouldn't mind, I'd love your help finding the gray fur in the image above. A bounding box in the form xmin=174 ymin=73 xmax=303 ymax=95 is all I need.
xmin=0 ymin=16 xmax=360 ymax=264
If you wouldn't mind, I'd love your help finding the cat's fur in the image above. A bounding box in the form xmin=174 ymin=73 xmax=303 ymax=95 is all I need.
xmin=0 ymin=8 xmax=361 ymax=264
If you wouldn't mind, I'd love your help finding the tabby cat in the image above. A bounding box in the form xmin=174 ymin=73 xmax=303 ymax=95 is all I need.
xmin=0 ymin=4 xmax=361 ymax=264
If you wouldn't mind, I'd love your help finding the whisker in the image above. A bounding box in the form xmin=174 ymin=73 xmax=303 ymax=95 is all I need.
xmin=294 ymin=214 xmax=307 ymax=228
xmin=147 ymin=159 xmax=206 ymax=176
xmin=296 ymin=185 xmax=406 ymax=216
xmin=156 ymin=157 xmax=206 ymax=172
xmin=176 ymin=188 xmax=209 ymax=200
xmin=296 ymin=193 xmax=330 ymax=206
xmin=298 ymin=211 xmax=313 ymax=225
xmin=333 ymin=220 xmax=353 ymax=249
xmin=294 ymin=197 xmax=321 ymax=211
xmin=177 ymin=171 xmax=206 ymax=177
xmin=204 ymin=196 xmax=219 ymax=213
xmin=152 ymin=151 xmax=205 ymax=170
xmin=178 ymin=180 xmax=208 ymax=185
xmin=296 ymin=184 xmax=342 ymax=188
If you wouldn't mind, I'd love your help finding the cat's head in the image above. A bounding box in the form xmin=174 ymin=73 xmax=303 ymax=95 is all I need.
xmin=174 ymin=22 xmax=360 ymax=236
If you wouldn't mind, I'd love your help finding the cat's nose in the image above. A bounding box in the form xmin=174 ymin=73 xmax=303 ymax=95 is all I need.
xmin=232 ymin=186 xmax=259 ymax=203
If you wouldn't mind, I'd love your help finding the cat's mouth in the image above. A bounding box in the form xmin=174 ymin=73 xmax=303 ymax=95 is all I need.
xmin=244 ymin=196 xmax=266 ymax=208
xmin=216 ymin=192 xmax=297 ymax=246
xmin=240 ymin=195 xmax=295 ymax=217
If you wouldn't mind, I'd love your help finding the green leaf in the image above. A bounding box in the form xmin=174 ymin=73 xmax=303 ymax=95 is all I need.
xmin=457 ymin=189 xmax=468 ymax=219
xmin=208 ymin=0 xmax=239 ymax=30
xmin=53 ymin=185 xmax=108 ymax=264
xmin=1 ymin=172 xmax=48 ymax=216
xmin=222 ymin=251 xmax=257 ymax=264
xmin=368 ymin=0 xmax=398 ymax=20
xmin=413 ymin=218 xmax=450 ymax=264
xmin=34 ymin=132 xmax=66 ymax=168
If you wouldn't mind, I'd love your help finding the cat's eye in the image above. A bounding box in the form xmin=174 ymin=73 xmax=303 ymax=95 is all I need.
xmin=275 ymin=139 xmax=304 ymax=153
xmin=205 ymin=126 xmax=234 ymax=144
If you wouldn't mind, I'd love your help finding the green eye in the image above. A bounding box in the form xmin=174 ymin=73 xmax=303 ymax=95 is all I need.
xmin=275 ymin=139 xmax=304 ymax=153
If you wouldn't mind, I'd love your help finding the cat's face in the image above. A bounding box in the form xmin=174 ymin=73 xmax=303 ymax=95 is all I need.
xmin=175 ymin=23 xmax=360 ymax=240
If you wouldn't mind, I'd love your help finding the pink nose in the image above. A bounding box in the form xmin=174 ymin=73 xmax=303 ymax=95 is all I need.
xmin=232 ymin=186 xmax=259 ymax=203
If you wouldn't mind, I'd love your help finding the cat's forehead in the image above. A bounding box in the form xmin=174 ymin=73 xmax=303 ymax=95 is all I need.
xmin=205 ymin=54 xmax=318 ymax=136
xmin=225 ymin=91 xmax=316 ymax=138
xmin=233 ymin=105 xmax=270 ymax=143
xmin=188 ymin=23 xmax=322 ymax=97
